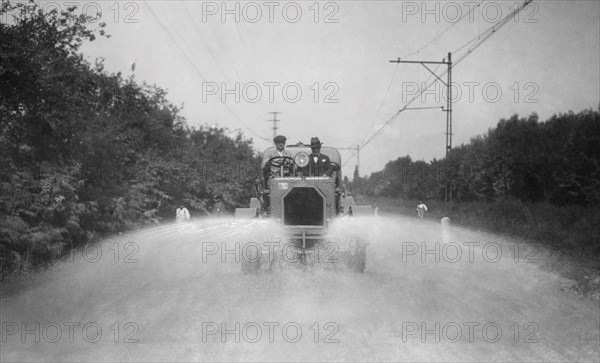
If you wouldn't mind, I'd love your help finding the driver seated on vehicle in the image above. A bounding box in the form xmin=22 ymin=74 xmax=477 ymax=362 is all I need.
xmin=301 ymin=137 xmax=334 ymax=177
xmin=262 ymin=135 xmax=293 ymax=188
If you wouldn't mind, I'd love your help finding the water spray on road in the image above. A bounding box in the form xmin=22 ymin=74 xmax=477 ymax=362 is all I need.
xmin=1 ymin=215 xmax=598 ymax=361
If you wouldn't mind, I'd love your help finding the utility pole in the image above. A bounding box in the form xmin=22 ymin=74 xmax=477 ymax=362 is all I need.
xmin=390 ymin=52 xmax=453 ymax=203
xmin=390 ymin=52 xmax=453 ymax=156
xmin=267 ymin=112 xmax=281 ymax=139
xmin=446 ymin=53 xmax=453 ymax=205
xmin=446 ymin=53 xmax=452 ymax=158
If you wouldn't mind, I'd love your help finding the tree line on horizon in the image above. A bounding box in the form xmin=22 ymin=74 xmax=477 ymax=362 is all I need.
xmin=351 ymin=109 xmax=600 ymax=207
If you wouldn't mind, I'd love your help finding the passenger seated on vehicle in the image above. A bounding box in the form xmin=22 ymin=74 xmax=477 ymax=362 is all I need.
xmin=262 ymin=135 xmax=292 ymax=188
xmin=302 ymin=137 xmax=333 ymax=177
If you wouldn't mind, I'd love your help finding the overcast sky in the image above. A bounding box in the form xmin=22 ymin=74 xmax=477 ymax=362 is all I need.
xmin=66 ymin=0 xmax=600 ymax=175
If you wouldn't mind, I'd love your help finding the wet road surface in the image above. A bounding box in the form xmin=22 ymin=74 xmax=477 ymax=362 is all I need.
xmin=1 ymin=215 xmax=598 ymax=361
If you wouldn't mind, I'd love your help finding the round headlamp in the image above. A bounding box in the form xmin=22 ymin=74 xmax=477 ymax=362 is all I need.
xmin=294 ymin=152 xmax=309 ymax=168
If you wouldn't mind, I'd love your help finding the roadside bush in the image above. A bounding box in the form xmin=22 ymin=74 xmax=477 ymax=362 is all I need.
xmin=365 ymin=197 xmax=600 ymax=259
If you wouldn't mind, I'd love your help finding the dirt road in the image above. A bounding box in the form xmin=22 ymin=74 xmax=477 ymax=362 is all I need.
xmin=1 ymin=215 xmax=598 ymax=361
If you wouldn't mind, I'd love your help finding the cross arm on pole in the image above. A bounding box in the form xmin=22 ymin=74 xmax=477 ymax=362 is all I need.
xmin=404 ymin=106 xmax=445 ymax=111
xmin=389 ymin=58 xmax=449 ymax=65
xmin=420 ymin=63 xmax=447 ymax=86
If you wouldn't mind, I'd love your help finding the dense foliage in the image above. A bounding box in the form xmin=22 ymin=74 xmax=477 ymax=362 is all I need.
xmin=355 ymin=110 xmax=600 ymax=207
xmin=0 ymin=1 xmax=259 ymax=278
xmin=2 ymin=1 xmax=598 ymax=279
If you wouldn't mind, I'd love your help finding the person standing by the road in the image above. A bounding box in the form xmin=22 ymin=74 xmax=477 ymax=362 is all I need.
xmin=176 ymin=205 xmax=190 ymax=222
xmin=416 ymin=200 xmax=428 ymax=219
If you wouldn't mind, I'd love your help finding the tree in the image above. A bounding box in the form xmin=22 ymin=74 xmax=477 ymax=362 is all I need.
xmin=0 ymin=1 xmax=259 ymax=278
xmin=358 ymin=109 xmax=600 ymax=206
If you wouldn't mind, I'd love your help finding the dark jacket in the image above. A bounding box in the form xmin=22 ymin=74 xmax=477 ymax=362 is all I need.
xmin=303 ymin=153 xmax=333 ymax=176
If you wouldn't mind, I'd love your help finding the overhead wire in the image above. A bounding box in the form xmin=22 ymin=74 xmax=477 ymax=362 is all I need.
xmin=144 ymin=1 xmax=208 ymax=81
xmin=342 ymin=155 xmax=356 ymax=168
xmin=182 ymin=2 xmax=240 ymax=81
xmin=359 ymin=0 xmax=534 ymax=151
xmin=361 ymin=63 xmax=400 ymax=144
xmin=450 ymin=1 xmax=533 ymax=69
xmin=234 ymin=20 xmax=264 ymax=81
xmin=181 ymin=3 xmax=270 ymax=139
xmin=400 ymin=1 xmax=484 ymax=60
xmin=183 ymin=1 xmax=273 ymax=139
xmin=180 ymin=2 xmax=269 ymax=137
xmin=232 ymin=20 xmax=281 ymax=135
xmin=452 ymin=1 xmax=533 ymax=65
xmin=144 ymin=1 xmax=271 ymax=142
xmin=231 ymin=19 xmax=282 ymax=134
xmin=451 ymin=16 xmax=498 ymax=55
xmin=359 ymin=1 xmax=482 ymax=150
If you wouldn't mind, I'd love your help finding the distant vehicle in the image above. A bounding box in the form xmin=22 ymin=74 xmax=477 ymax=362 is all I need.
xmin=235 ymin=142 xmax=374 ymax=273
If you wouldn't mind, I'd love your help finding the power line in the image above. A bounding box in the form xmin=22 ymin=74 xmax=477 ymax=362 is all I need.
xmin=452 ymin=0 xmax=534 ymax=66
xmin=360 ymin=0 xmax=534 ymax=150
xmin=361 ymin=63 xmax=400 ymax=145
xmin=182 ymin=2 xmax=238 ymax=81
xmin=337 ymin=146 xmax=360 ymax=174
xmin=144 ymin=1 xmax=207 ymax=81
xmin=234 ymin=17 xmax=264 ymax=81
xmin=182 ymin=3 xmax=272 ymax=136
xmin=389 ymin=55 xmax=453 ymax=160
xmin=401 ymin=1 xmax=484 ymax=60
xmin=389 ymin=54 xmax=454 ymax=204
xmin=143 ymin=1 xmax=270 ymax=143
xmin=179 ymin=3 xmax=270 ymax=141
xmin=362 ymin=3 xmax=482 ymax=146
xmin=360 ymin=1 xmax=483 ymax=148
xmin=182 ymin=2 xmax=251 ymax=84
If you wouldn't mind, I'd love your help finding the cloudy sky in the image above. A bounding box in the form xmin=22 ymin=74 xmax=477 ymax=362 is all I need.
xmin=67 ymin=0 xmax=600 ymax=175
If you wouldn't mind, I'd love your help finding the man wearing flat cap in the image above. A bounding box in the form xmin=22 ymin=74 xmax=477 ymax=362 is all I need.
xmin=262 ymin=135 xmax=292 ymax=187
xmin=302 ymin=137 xmax=333 ymax=177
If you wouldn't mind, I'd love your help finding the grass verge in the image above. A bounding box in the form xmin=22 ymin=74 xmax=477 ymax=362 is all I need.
xmin=360 ymin=196 xmax=600 ymax=300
